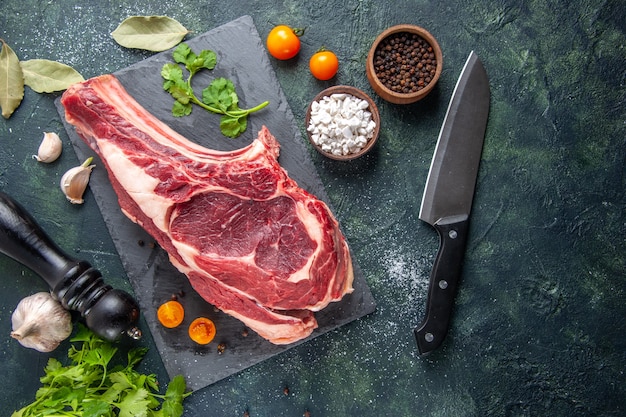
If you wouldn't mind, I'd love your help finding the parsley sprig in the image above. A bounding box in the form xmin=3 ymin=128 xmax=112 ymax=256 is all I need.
xmin=12 ymin=325 xmax=189 ymax=417
xmin=161 ymin=43 xmax=269 ymax=138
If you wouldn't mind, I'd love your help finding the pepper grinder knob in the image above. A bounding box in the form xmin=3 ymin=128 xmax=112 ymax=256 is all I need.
xmin=0 ymin=191 xmax=141 ymax=341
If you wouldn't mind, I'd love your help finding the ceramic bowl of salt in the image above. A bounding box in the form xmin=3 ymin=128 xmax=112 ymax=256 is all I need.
xmin=305 ymin=85 xmax=380 ymax=161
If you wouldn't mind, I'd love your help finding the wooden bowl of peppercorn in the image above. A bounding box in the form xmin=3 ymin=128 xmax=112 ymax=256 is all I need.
xmin=366 ymin=24 xmax=443 ymax=104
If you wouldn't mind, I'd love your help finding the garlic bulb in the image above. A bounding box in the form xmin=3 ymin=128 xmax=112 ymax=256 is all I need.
xmin=33 ymin=132 xmax=63 ymax=163
xmin=60 ymin=157 xmax=95 ymax=204
xmin=10 ymin=292 xmax=73 ymax=352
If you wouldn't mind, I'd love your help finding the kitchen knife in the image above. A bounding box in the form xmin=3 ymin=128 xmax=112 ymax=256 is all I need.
xmin=414 ymin=51 xmax=490 ymax=355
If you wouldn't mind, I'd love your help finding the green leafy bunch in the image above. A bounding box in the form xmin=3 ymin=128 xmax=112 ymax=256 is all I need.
xmin=12 ymin=325 xmax=189 ymax=417
xmin=161 ymin=43 xmax=269 ymax=138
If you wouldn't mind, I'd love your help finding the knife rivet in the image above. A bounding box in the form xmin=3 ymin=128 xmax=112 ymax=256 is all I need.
xmin=439 ymin=280 xmax=448 ymax=289
xmin=425 ymin=332 xmax=434 ymax=343
xmin=449 ymin=230 xmax=458 ymax=239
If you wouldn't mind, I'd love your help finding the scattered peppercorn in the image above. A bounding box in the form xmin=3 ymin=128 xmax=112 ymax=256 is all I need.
xmin=304 ymin=411 xmax=311 ymax=417
xmin=373 ymin=31 xmax=437 ymax=94
xmin=217 ymin=342 xmax=226 ymax=354
xmin=241 ymin=327 xmax=249 ymax=337
xmin=170 ymin=290 xmax=185 ymax=301
xmin=283 ymin=386 xmax=290 ymax=396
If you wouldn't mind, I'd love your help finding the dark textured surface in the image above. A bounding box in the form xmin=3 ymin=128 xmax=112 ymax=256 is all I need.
xmin=55 ymin=16 xmax=376 ymax=391
xmin=1 ymin=1 xmax=625 ymax=416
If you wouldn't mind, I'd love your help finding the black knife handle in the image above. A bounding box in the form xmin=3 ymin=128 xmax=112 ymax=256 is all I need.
xmin=414 ymin=215 xmax=469 ymax=355
xmin=0 ymin=191 xmax=141 ymax=342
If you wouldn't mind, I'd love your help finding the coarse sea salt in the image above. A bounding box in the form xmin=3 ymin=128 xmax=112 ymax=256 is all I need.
xmin=307 ymin=93 xmax=377 ymax=156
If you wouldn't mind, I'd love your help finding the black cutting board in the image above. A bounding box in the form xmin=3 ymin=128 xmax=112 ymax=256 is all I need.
xmin=56 ymin=15 xmax=375 ymax=391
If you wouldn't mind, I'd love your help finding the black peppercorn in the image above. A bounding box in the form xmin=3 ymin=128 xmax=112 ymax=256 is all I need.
xmin=373 ymin=31 xmax=437 ymax=94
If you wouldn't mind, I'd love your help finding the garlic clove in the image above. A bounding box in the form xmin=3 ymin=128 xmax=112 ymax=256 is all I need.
xmin=60 ymin=157 xmax=95 ymax=204
xmin=10 ymin=292 xmax=73 ymax=352
xmin=33 ymin=132 xmax=63 ymax=163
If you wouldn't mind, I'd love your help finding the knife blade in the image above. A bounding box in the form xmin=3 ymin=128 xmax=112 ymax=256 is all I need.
xmin=414 ymin=51 xmax=490 ymax=355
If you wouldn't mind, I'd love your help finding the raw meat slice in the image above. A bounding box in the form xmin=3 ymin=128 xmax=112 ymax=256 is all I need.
xmin=61 ymin=74 xmax=354 ymax=344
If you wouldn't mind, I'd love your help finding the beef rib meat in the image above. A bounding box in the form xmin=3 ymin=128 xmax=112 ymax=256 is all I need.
xmin=61 ymin=74 xmax=354 ymax=345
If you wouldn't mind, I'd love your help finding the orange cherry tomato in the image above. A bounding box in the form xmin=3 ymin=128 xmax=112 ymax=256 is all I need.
xmin=309 ymin=49 xmax=339 ymax=80
xmin=188 ymin=317 xmax=216 ymax=345
xmin=157 ymin=300 xmax=185 ymax=328
xmin=266 ymin=25 xmax=302 ymax=60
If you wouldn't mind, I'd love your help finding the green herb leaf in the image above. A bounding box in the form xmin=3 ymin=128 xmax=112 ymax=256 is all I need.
xmin=20 ymin=59 xmax=84 ymax=93
xmin=161 ymin=44 xmax=269 ymax=137
xmin=161 ymin=375 xmax=189 ymax=417
xmin=201 ymin=77 xmax=236 ymax=111
xmin=12 ymin=325 xmax=189 ymax=417
xmin=118 ymin=387 xmax=151 ymax=417
xmin=190 ymin=49 xmax=217 ymax=73
xmin=83 ymin=399 xmax=111 ymax=417
xmin=127 ymin=347 xmax=149 ymax=369
xmin=172 ymin=100 xmax=193 ymax=117
xmin=220 ymin=114 xmax=247 ymax=138
xmin=165 ymin=375 xmax=187 ymax=402
xmin=110 ymin=371 xmax=135 ymax=391
xmin=172 ymin=43 xmax=217 ymax=74
xmin=112 ymin=16 xmax=189 ymax=52
xmin=0 ymin=39 xmax=25 ymax=119
xmin=172 ymin=43 xmax=193 ymax=65
xmin=161 ymin=62 xmax=184 ymax=84
xmin=169 ymin=82 xmax=193 ymax=104
xmin=161 ymin=399 xmax=185 ymax=417
xmin=70 ymin=322 xmax=94 ymax=342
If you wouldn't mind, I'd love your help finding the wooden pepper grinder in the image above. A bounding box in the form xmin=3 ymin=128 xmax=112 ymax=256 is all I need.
xmin=0 ymin=191 xmax=141 ymax=342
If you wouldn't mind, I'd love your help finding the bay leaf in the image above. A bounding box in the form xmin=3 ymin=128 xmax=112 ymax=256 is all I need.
xmin=112 ymin=16 xmax=189 ymax=52
xmin=0 ymin=39 xmax=25 ymax=119
xmin=20 ymin=59 xmax=84 ymax=93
